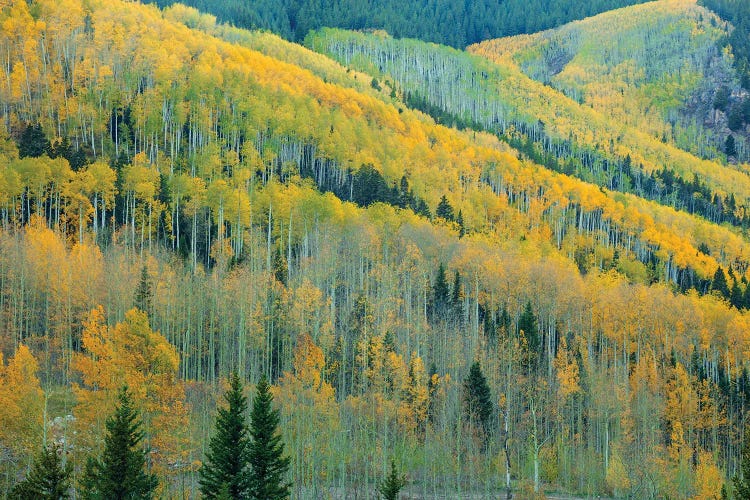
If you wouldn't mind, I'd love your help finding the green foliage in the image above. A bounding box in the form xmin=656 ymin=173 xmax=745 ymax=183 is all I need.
xmin=10 ymin=444 xmax=72 ymax=500
xmin=18 ymin=123 xmax=49 ymax=159
xmin=200 ymin=373 xmax=253 ymax=499
xmin=154 ymin=0 xmax=649 ymax=48
xmin=435 ymin=195 xmax=455 ymax=222
xmin=431 ymin=263 xmax=451 ymax=322
xmin=133 ymin=265 xmax=153 ymax=314
xmin=518 ymin=301 xmax=540 ymax=354
xmin=699 ymin=0 xmax=750 ymax=89
xmin=249 ymin=376 xmax=290 ymax=500
xmin=713 ymin=266 xmax=731 ymax=299
xmin=80 ymin=386 xmax=158 ymax=500
xmin=463 ymin=361 xmax=493 ymax=438
xmin=726 ymin=135 xmax=737 ymax=157
xmin=378 ymin=460 xmax=407 ymax=500
xmin=733 ymin=429 xmax=750 ymax=499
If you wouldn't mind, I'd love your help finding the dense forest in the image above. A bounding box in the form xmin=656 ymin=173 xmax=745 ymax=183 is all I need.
xmin=150 ymin=0 xmax=650 ymax=48
xmin=3 ymin=0 xmax=750 ymax=498
xmin=699 ymin=0 xmax=750 ymax=89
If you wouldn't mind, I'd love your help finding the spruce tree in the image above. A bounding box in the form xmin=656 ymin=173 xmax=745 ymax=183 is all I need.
xmin=199 ymin=372 xmax=253 ymax=499
xmin=734 ymin=428 xmax=750 ymax=499
xmin=518 ymin=301 xmax=540 ymax=354
xmin=134 ymin=265 xmax=153 ymax=314
xmin=726 ymin=135 xmax=737 ymax=158
xmin=712 ymin=266 xmax=731 ymax=299
xmin=378 ymin=460 xmax=407 ymax=500
xmin=248 ymin=375 xmax=290 ymax=500
xmin=435 ymin=195 xmax=455 ymax=221
xmin=18 ymin=123 xmax=50 ymax=158
xmin=10 ymin=444 xmax=72 ymax=499
xmin=463 ymin=361 xmax=494 ymax=439
xmin=431 ymin=263 xmax=451 ymax=321
xmin=80 ymin=386 xmax=157 ymax=500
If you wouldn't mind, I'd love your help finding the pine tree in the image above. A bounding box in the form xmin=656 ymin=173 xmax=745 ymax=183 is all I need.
xmin=733 ymin=428 xmax=750 ymax=499
xmin=431 ymin=263 xmax=451 ymax=321
xmin=200 ymin=372 xmax=253 ymax=499
xmin=134 ymin=265 xmax=153 ymax=314
xmin=712 ymin=266 xmax=731 ymax=299
xmin=248 ymin=375 xmax=290 ymax=500
xmin=80 ymin=386 xmax=158 ymax=500
xmin=435 ymin=195 xmax=455 ymax=222
xmin=10 ymin=444 xmax=72 ymax=499
xmin=726 ymin=135 xmax=737 ymax=158
xmin=378 ymin=460 xmax=407 ymax=500
xmin=18 ymin=123 xmax=50 ymax=158
xmin=456 ymin=209 xmax=465 ymax=238
xmin=518 ymin=301 xmax=540 ymax=354
xmin=463 ymin=361 xmax=494 ymax=439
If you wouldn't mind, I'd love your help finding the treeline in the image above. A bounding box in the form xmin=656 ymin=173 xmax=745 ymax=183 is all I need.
xmin=151 ymin=0 xmax=648 ymax=48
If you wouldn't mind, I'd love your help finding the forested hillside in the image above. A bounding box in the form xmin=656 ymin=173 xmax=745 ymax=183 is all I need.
xmin=2 ymin=0 xmax=750 ymax=498
xmin=150 ymin=0 xmax=649 ymax=48
xmin=699 ymin=0 xmax=750 ymax=89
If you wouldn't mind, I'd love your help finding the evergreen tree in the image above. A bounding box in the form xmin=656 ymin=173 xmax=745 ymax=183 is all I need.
xmin=726 ymin=135 xmax=737 ymax=158
xmin=732 ymin=279 xmax=744 ymax=309
xmin=435 ymin=195 xmax=455 ymax=221
xmin=10 ymin=444 xmax=72 ymax=499
xmin=712 ymin=266 xmax=731 ymax=299
xmin=378 ymin=460 xmax=407 ymax=500
xmin=273 ymin=248 xmax=287 ymax=285
xmin=248 ymin=375 xmax=290 ymax=500
xmin=733 ymin=428 xmax=750 ymax=499
xmin=431 ymin=263 xmax=451 ymax=321
xmin=80 ymin=386 xmax=158 ymax=500
xmin=18 ymin=123 xmax=50 ymax=158
xmin=463 ymin=361 xmax=494 ymax=439
xmin=518 ymin=301 xmax=540 ymax=354
xmin=134 ymin=265 xmax=153 ymax=314
xmin=456 ymin=209 xmax=465 ymax=238
xmin=451 ymin=270 xmax=462 ymax=308
xmin=200 ymin=372 xmax=253 ymax=499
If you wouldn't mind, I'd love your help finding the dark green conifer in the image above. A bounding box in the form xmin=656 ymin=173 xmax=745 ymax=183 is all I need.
xmin=249 ymin=375 xmax=290 ymax=500
xmin=10 ymin=444 xmax=72 ymax=499
xmin=463 ymin=361 xmax=494 ymax=438
xmin=378 ymin=460 xmax=407 ymax=500
xmin=199 ymin=372 xmax=253 ymax=499
xmin=712 ymin=266 xmax=731 ymax=299
xmin=733 ymin=428 xmax=750 ymax=499
xmin=726 ymin=135 xmax=737 ymax=158
xmin=456 ymin=209 xmax=465 ymax=238
xmin=431 ymin=263 xmax=451 ymax=320
xmin=18 ymin=123 xmax=50 ymax=158
xmin=80 ymin=386 xmax=157 ymax=500
xmin=518 ymin=301 xmax=540 ymax=354
xmin=435 ymin=195 xmax=455 ymax=221
xmin=134 ymin=265 xmax=153 ymax=314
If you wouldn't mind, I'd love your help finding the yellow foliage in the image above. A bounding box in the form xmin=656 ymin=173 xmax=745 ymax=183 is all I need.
xmin=0 ymin=345 xmax=44 ymax=457
xmin=692 ymin=452 xmax=723 ymax=500
xmin=72 ymin=306 xmax=189 ymax=476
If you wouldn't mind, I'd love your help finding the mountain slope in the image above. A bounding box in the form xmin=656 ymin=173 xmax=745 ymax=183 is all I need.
xmin=1 ymin=0 xmax=750 ymax=498
xmin=476 ymin=0 xmax=748 ymax=166
xmin=150 ymin=0 xmax=651 ymax=48
xmin=308 ymin=3 xmax=750 ymax=229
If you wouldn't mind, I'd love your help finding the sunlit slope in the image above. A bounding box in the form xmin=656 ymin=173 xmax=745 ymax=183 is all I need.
xmin=476 ymin=0 xmax=738 ymax=163
xmin=309 ymin=19 xmax=750 ymax=224
xmin=1 ymin=0 xmax=750 ymax=286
